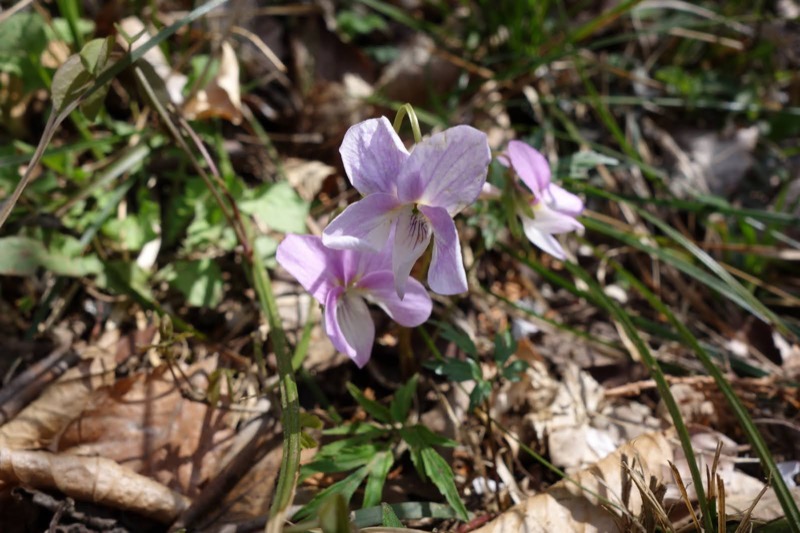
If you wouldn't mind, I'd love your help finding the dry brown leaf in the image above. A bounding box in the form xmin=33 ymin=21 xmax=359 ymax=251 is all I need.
xmin=283 ymin=157 xmax=335 ymax=202
xmin=184 ymin=41 xmax=243 ymax=124
xmin=524 ymin=365 xmax=661 ymax=473
xmin=473 ymin=431 xmax=675 ymax=533
xmin=0 ymin=448 xmax=189 ymax=523
xmin=117 ymin=17 xmax=187 ymax=105
xmin=727 ymin=485 xmax=800 ymax=523
xmin=56 ymin=356 xmax=235 ymax=498
xmin=0 ymin=332 xmax=117 ymax=450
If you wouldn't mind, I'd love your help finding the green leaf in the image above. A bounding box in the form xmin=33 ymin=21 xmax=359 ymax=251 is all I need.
xmin=493 ymin=329 xmax=516 ymax=365
xmin=0 ymin=236 xmax=101 ymax=277
xmin=346 ymin=383 xmax=392 ymax=423
xmin=97 ymin=260 xmax=155 ymax=303
xmin=353 ymin=502 xmax=462 ymax=528
xmin=567 ymin=150 xmax=619 ymax=178
xmin=435 ymin=321 xmax=477 ymax=357
xmin=502 ymin=360 xmax=529 ymax=382
xmin=420 ymin=448 xmax=469 ymax=521
xmin=0 ymin=13 xmax=47 ymax=91
xmin=363 ymin=451 xmax=394 ymax=508
xmin=400 ymin=424 xmax=457 ymax=449
xmin=424 ymin=357 xmax=480 ymax=383
xmin=390 ymin=374 xmax=418 ymax=423
xmin=300 ymin=431 xmax=318 ymax=450
xmin=292 ymin=466 xmax=369 ymax=522
xmin=254 ymin=235 xmax=279 ymax=267
xmin=239 ymin=181 xmax=309 ymax=233
xmin=322 ymin=421 xmax=384 ymax=437
xmin=300 ymin=412 xmax=323 ymax=430
xmin=317 ymin=493 xmax=351 ymax=533
xmin=303 ymin=443 xmax=384 ymax=475
xmin=79 ymin=36 xmax=112 ymax=76
xmin=50 ymin=54 xmax=93 ymax=113
xmin=381 ymin=503 xmax=403 ymax=527
xmin=468 ymin=380 xmax=492 ymax=411
xmin=161 ymin=259 xmax=224 ymax=308
xmin=45 ymin=17 xmax=95 ymax=43
xmin=80 ymin=80 xmax=111 ymax=121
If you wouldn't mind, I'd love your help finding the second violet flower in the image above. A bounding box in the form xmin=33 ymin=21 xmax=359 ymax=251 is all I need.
xmin=322 ymin=117 xmax=491 ymax=299
xmin=501 ymin=140 xmax=584 ymax=260
xmin=276 ymin=233 xmax=432 ymax=368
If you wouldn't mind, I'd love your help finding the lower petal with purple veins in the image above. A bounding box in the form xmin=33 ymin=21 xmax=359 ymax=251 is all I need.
xmin=392 ymin=206 xmax=432 ymax=299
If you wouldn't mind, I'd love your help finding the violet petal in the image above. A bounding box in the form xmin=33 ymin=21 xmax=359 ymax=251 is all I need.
xmin=398 ymin=125 xmax=491 ymax=215
xmin=419 ymin=205 xmax=468 ymax=295
xmin=340 ymin=117 xmax=409 ymax=196
xmin=323 ymin=193 xmax=403 ymax=252
xmin=358 ymin=271 xmax=432 ymax=327
xmin=276 ymin=234 xmax=342 ymax=304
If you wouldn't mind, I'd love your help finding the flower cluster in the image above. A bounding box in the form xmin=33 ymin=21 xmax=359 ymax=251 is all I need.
xmin=276 ymin=116 xmax=583 ymax=367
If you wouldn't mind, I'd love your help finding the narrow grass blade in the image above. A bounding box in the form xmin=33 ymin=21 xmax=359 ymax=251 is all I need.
xmin=563 ymin=261 xmax=715 ymax=531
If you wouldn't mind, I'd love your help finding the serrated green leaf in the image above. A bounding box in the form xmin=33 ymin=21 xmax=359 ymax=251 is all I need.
xmin=390 ymin=374 xmax=418 ymax=423
xmin=239 ymin=181 xmax=309 ymax=233
xmin=346 ymin=383 xmax=392 ymax=423
xmin=363 ymin=451 xmax=394 ymax=508
xmin=292 ymin=466 xmax=369 ymax=522
xmin=381 ymin=502 xmax=404 ymax=527
xmin=420 ymin=448 xmax=468 ymax=521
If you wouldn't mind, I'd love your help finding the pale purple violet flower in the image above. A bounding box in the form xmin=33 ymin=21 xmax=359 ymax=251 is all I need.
xmin=322 ymin=117 xmax=491 ymax=298
xmin=276 ymin=233 xmax=432 ymax=368
xmin=501 ymin=141 xmax=584 ymax=260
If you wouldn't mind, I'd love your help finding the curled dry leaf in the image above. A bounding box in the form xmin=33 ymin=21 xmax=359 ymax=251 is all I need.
xmin=473 ymin=431 xmax=675 ymax=533
xmin=0 ymin=332 xmax=117 ymax=450
xmin=0 ymin=448 xmax=189 ymax=523
xmin=183 ymin=41 xmax=243 ymax=124
xmin=524 ymin=365 xmax=661 ymax=473
xmin=56 ymin=356 xmax=235 ymax=498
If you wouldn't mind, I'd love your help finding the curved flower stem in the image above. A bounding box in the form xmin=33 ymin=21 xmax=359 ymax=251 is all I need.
xmin=249 ymin=250 xmax=301 ymax=533
xmin=393 ymin=103 xmax=422 ymax=143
